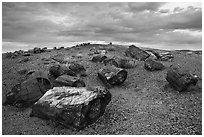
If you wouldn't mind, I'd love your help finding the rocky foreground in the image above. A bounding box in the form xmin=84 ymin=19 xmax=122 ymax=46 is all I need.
xmin=2 ymin=44 xmax=202 ymax=135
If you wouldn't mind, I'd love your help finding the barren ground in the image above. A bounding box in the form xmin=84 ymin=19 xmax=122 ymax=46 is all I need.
xmin=2 ymin=44 xmax=202 ymax=135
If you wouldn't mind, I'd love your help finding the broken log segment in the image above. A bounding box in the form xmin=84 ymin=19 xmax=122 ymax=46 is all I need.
xmin=98 ymin=66 xmax=127 ymax=87
xmin=30 ymin=86 xmax=111 ymax=130
xmin=166 ymin=65 xmax=198 ymax=92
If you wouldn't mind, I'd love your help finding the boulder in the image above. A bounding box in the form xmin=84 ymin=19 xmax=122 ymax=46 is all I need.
xmin=91 ymin=55 xmax=108 ymax=63
xmin=125 ymin=45 xmax=150 ymax=61
xmin=4 ymin=71 xmax=52 ymax=107
xmin=18 ymin=57 xmax=30 ymax=63
xmin=53 ymin=75 xmax=85 ymax=87
xmin=30 ymin=86 xmax=111 ymax=130
xmin=145 ymin=51 xmax=158 ymax=60
xmin=144 ymin=58 xmax=165 ymax=71
xmin=68 ymin=63 xmax=87 ymax=77
xmin=166 ymin=65 xmax=198 ymax=92
xmin=49 ymin=64 xmax=76 ymax=78
xmin=103 ymin=58 xmax=119 ymax=67
xmin=98 ymin=66 xmax=127 ymax=87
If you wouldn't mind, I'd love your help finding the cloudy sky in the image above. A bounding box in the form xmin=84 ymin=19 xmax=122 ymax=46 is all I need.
xmin=2 ymin=2 xmax=202 ymax=52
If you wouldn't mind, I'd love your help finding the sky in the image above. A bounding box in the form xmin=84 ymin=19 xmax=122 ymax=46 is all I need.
xmin=2 ymin=2 xmax=202 ymax=52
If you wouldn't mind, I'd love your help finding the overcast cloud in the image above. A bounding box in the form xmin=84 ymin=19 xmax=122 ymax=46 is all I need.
xmin=2 ymin=2 xmax=202 ymax=52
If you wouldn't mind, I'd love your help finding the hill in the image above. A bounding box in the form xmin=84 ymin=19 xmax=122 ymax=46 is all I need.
xmin=2 ymin=44 xmax=202 ymax=135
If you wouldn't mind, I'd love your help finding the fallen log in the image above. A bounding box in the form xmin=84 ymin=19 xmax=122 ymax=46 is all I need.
xmin=98 ymin=66 xmax=127 ymax=87
xmin=166 ymin=65 xmax=198 ymax=91
xmin=30 ymin=86 xmax=111 ymax=130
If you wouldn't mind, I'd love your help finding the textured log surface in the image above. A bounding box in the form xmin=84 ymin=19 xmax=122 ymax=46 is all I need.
xmin=5 ymin=71 xmax=52 ymax=107
xmin=30 ymin=86 xmax=111 ymax=130
xmin=166 ymin=66 xmax=198 ymax=91
xmin=125 ymin=45 xmax=150 ymax=61
xmin=144 ymin=58 xmax=165 ymax=71
xmin=98 ymin=66 xmax=127 ymax=87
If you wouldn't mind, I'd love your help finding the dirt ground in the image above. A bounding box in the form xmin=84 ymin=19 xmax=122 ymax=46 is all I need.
xmin=2 ymin=44 xmax=202 ymax=135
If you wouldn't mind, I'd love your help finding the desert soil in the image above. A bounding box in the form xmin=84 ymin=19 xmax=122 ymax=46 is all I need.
xmin=2 ymin=44 xmax=202 ymax=135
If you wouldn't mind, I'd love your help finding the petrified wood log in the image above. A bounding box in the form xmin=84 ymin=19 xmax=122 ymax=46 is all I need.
xmin=125 ymin=45 xmax=150 ymax=61
xmin=30 ymin=86 xmax=111 ymax=130
xmin=5 ymin=71 xmax=52 ymax=107
xmin=166 ymin=65 xmax=198 ymax=92
xmin=98 ymin=66 xmax=127 ymax=87
xmin=144 ymin=58 xmax=165 ymax=71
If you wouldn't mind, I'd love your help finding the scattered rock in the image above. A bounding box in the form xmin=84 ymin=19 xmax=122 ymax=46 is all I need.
xmin=30 ymin=86 xmax=112 ymax=130
xmin=125 ymin=45 xmax=150 ymax=61
xmin=22 ymin=53 xmax=32 ymax=57
xmin=144 ymin=58 xmax=165 ymax=71
xmin=18 ymin=57 xmax=30 ymax=63
xmin=17 ymin=69 xmax=28 ymax=75
xmin=166 ymin=65 xmax=198 ymax=92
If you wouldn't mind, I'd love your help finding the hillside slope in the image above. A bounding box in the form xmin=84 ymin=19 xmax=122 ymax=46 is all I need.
xmin=2 ymin=44 xmax=202 ymax=135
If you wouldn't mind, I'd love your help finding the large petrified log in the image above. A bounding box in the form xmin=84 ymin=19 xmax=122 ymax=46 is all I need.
xmin=125 ymin=45 xmax=150 ymax=61
xmin=144 ymin=58 xmax=165 ymax=71
xmin=4 ymin=71 xmax=52 ymax=107
xmin=98 ymin=66 xmax=128 ymax=87
xmin=166 ymin=65 xmax=198 ymax=92
xmin=30 ymin=86 xmax=112 ymax=130
xmin=53 ymin=75 xmax=85 ymax=87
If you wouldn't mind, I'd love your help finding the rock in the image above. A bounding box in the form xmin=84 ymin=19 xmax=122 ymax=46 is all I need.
xmin=166 ymin=65 xmax=198 ymax=92
xmin=30 ymin=86 xmax=112 ymax=130
xmin=17 ymin=69 xmax=28 ymax=75
xmin=57 ymin=47 xmax=64 ymax=50
xmin=22 ymin=53 xmax=31 ymax=57
xmin=53 ymin=75 xmax=85 ymax=87
xmin=49 ymin=64 xmax=76 ymax=78
xmin=41 ymin=47 xmax=47 ymax=52
xmin=116 ymin=57 xmax=138 ymax=69
xmin=68 ymin=62 xmax=87 ymax=77
xmin=145 ymin=51 xmax=158 ymax=60
xmin=91 ymin=55 xmax=108 ymax=63
xmin=159 ymin=52 xmax=173 ymax=61
xmin=98 ymin=66 xmax=128 ymax=88
xmin=5 ymin=71 xmax=52 ymax=107
xmin=103 ymin=58 xmax=119 ymax=67
xmin=33 ymin=47 xmax=43 ymax=54
xmin=144 ymin=58 xmax=165 ymax=71
xmin=18 ymin=57 xmax=30 ymax=63
xmin=125 ymin=45 xmax=150 ymax=61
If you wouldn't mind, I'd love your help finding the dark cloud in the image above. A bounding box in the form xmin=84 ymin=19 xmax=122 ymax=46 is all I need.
xmin=2 ymin=2 xmax=202 ymax=50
